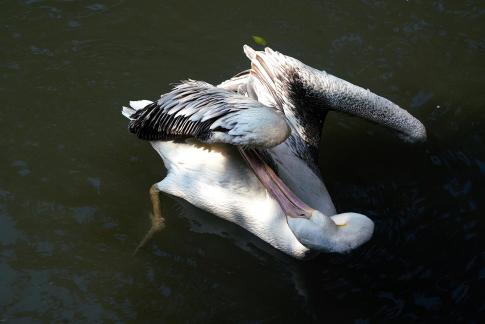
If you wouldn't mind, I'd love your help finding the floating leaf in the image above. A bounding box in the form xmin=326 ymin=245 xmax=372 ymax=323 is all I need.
xmin=252 ymin=35 xmax=267 ymax=46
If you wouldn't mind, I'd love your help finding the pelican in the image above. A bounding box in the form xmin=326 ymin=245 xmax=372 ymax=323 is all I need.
xmin=122 ymin=45 xmax=426 ymax=259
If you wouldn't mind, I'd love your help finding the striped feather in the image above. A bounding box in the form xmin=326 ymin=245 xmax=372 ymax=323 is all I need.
xmin=127 ymin=80 xmax=290 ymax=147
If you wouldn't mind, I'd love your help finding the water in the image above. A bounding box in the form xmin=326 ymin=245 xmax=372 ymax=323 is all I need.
xmin=1 ymin=0 xmax=483 ymax=322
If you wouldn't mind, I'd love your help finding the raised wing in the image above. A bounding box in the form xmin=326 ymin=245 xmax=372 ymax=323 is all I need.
xmin=241 ymin=45 xmax=426 ymax=143
xmin=239 ymin=46 xmax=329 ymax=168
xmin=242 ymin=45 xmax=299 ymax=110
xmin=123 ymin=80 xmax=290 ymax=148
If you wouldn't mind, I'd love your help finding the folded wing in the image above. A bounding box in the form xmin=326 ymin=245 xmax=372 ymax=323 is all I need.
xmin=123 ymin=80 xmax=290 ymax=148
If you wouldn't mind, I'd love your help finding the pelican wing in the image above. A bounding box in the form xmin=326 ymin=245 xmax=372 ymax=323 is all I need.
xmin=237 ymin=45 xmax=426 ymax=169
xmin=242 ymin=45 xmax=426 ymax=140
xmin=124 ymin=80 xmax=290 ymax=148
xmin=241 ymin=45 xmax=295 ymax=110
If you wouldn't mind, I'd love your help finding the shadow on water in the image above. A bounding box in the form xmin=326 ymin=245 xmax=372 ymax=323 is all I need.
xmin=0 ymin=0 xmax=484 ymax=322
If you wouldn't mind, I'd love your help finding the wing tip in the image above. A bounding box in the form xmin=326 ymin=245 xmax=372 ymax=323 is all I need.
xmin=122 ymin=106 xmax=135 ymax=119
xmin=129 ymin=100 xmax=153 ymax=110
xmin=243 ymin=44 xmax=277 ymax=60
xmin=243 ymin=44 xmax=256 ymax=60
xmin=264 ymin=47 xmax=275 ymax=55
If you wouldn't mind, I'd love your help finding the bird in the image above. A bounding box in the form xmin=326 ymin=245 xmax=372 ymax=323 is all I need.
xmin=122 ymin=45 xmax=426 ymax=259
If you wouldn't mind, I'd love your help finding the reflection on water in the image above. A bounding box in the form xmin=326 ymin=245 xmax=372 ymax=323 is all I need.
xmin=1 ymin=0 xmax=484 ymax=322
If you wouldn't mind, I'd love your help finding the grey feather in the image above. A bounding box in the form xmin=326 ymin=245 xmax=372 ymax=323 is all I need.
xmin=127 ymin=80 xmax=290 ymax=148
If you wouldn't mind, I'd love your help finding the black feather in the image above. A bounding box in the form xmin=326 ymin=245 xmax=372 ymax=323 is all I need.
xmin=128 ymin=81 xmax=235 ymax=141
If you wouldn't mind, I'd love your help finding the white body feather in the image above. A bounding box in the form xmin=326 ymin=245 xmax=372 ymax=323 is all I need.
xmin=151 ymin=140 xmax=311 ymax=258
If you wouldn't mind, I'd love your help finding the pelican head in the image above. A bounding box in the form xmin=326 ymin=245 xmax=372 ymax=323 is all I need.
xmin=287 ymin=211 xmax=374 ymax=253
xmin=240 ymin=149 xmax=375 ymax=254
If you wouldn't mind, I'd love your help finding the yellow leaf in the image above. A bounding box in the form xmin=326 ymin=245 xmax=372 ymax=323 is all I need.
xmin=252 ymin=35 xmax=267 ymax=46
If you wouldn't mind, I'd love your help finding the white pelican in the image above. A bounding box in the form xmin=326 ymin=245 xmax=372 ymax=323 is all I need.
xmin=122 ymin=45 xmax=426 ymax=259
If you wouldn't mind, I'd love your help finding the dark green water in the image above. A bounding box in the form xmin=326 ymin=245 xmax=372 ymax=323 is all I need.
xmin=1 ymin=0 xmax=484 ymax=322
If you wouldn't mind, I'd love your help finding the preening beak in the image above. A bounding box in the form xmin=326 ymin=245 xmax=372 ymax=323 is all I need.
xmin=315 ymin=70 xmax=427 ymax=143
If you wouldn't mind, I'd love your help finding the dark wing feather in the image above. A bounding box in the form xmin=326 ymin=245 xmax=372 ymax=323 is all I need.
xmin=127 ymin=80 xmax=291 ymax=149
xmin=128 ymin=81 xmax=237 ymax=141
